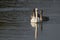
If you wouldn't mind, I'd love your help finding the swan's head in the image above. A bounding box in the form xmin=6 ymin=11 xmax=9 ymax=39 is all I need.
xmin=32 ymin=8 xmax=38 ymax=18
xmin=35 ymin=8 xmax=38 ymax=12
xmin=33 ymin=8 xmax=38 ymax=13
xmin=40 ymin=9 xmax=43 ymax=14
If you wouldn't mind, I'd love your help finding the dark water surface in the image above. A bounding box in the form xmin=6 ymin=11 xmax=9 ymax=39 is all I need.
xmin=0 ymin=0 xmax=60 ymax=40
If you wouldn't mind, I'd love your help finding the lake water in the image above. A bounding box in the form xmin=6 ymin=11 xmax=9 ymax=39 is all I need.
xmin=0 ymin=0 xmax=60 ymax=40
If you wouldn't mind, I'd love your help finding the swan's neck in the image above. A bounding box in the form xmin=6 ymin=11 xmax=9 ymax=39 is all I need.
xmin=35 ymin=9 xmax=38 ymax=18
xmin=40 ymin=12 xmax=42 ymax=18
xmin=40 ymin=10 xmax=43 ymax=21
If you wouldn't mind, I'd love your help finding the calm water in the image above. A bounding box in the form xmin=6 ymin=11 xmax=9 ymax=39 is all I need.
xmin=0 ymin=0 xmax=60 ymax=40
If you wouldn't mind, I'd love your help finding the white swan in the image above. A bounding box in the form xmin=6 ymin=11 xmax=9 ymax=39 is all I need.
xmin=31 ymin=8 xmax=40 ymax=23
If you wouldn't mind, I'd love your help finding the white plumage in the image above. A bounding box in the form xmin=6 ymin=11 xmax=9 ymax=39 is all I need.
xmin=31 ymin=8 xmax=40 ymax=23
xmin=31 ymin=16 xmax=40 ymax=23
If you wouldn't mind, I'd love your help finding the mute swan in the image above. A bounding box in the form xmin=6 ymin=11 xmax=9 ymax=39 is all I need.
xmin=31 ymin=8 xmax=49 ymax=22
xmin=31 ymin=8 xmax=40 ymax=23
xmin=38 ymin=9 xmax=49 ymax=21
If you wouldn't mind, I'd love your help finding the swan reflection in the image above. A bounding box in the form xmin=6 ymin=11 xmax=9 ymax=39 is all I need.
xmin=30 ymin=22 xmax=39 ymax=28
xmin=30 ymin=22 xmax=43 ymax=40
xmin=30 ymin=22 xmax=43 ymax=31
xmin=31 ymin=22 xmax=38 ymax=40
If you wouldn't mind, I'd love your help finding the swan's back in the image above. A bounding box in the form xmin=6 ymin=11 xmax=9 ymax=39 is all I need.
xmin=31 ymin=16 xmax=40 ymax=23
